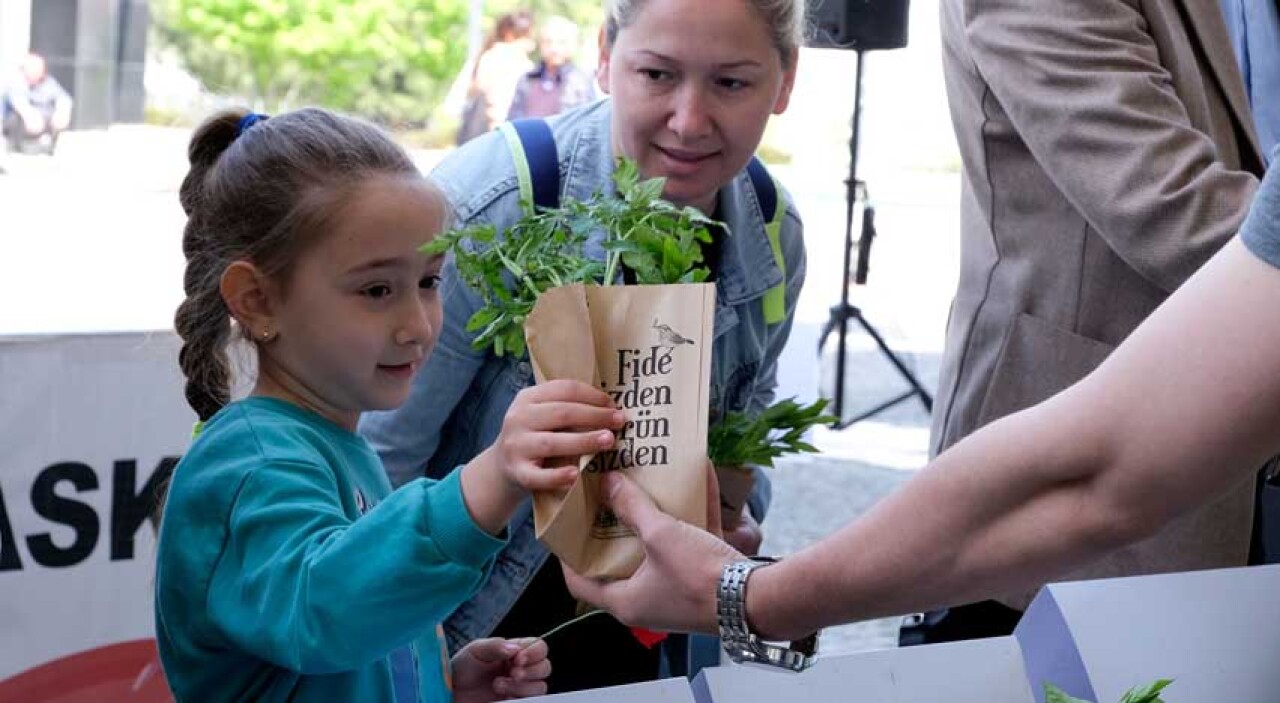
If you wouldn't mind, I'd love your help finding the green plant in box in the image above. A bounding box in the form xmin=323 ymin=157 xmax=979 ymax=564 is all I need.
xmin=1045 ymin=679 xmax=1174 ymax=703
xmin=707 ymin=398 xmax=836 ymax=523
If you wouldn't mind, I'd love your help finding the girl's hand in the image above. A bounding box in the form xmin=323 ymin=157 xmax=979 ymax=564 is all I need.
xmin=492 ymin=379 xmax=623 ymax=492
xmin=451 ymin=637 xmax=550 ymax=702
xmin=462 ymin=379 xmax=623 ymax=534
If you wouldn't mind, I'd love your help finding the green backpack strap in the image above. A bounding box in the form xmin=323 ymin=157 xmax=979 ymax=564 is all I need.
xmin=500 ymin=119 xmax=560 ymax=214
xmin=746 ymin=157 xmax=789 ymax=325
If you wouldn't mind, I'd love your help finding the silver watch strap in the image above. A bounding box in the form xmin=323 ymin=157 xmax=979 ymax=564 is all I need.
xmin=718 ymin=557 xmax=818 ymax=672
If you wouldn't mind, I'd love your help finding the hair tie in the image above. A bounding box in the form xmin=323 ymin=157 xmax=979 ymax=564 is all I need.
xmin=235 ymin=112 xmax=269 ymax=139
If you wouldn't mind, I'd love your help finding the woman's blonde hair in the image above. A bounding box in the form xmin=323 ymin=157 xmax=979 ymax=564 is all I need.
xmin=603 ymin=0 xmax=805 ymax=70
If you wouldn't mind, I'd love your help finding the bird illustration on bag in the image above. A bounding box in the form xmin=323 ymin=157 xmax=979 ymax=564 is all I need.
xmin=653 ymin=318 xmax=695 ymax=349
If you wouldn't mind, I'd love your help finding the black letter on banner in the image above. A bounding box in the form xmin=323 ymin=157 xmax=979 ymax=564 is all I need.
xmin=111 ymin=457 xmax=178 ymax=561
xmin=27 ymin=462 xmax=100 ymax=568
xmin=0 ymin=486 xmax=21 ymax=571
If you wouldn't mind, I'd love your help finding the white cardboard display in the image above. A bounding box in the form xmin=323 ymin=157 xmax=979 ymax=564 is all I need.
xmin=1015 ymin=564 xmax=1280 ymax=703
xmin=525 ymin=677 xmax=697 ymax=702
xmin=691 ymin=635 xmax=1034 ymax=703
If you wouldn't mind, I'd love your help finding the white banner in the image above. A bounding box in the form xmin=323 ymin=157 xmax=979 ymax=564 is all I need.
xmin=0 ymin=331 xmax=193 ymax=701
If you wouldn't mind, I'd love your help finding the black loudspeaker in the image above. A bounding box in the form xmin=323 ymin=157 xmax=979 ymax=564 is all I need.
xmin=807 ymin=0 xmax=911 ymax=51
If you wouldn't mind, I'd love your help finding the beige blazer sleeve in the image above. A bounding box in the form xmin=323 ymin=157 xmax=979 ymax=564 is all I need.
xmin=962 ymin=0 xmax=1260 ymax=293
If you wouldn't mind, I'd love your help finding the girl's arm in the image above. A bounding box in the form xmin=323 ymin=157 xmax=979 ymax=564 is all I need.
xmin=208 ymin=466 xmax=502 ymax=674
xmin=211 ymin=381 xmax=618 ymax=672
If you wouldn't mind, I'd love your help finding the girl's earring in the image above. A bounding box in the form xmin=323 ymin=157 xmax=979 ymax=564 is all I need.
xmin=260 ymin=328 xmax=275 ymax=343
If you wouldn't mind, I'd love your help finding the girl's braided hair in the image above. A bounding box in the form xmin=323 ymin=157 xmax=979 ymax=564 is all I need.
xmin=174 ymin=107 xmax=418 ymax=421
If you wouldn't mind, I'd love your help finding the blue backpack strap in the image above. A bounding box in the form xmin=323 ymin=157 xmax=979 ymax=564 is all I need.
xmin=746 ymin=157 xmax=789 ymax=325
xmin=500 ymin=119 xmax=560 ymax=212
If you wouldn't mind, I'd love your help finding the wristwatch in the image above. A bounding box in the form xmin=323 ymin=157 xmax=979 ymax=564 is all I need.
xmin=717 ymin=557 xmax=819 ymax=672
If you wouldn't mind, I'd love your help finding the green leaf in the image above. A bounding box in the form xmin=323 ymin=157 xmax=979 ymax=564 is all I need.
xmin=464 ymin=307 xmax=499 ymax=333
xmin=420 ymin=238 xmax=451 ymax=255
xmin=1043 ymin=679 xmax=1173 ymax=703
xmin=1045 ymin=684 xmax=1093 ymax=703
xmin=1118 ymin=679 xmax=1174 ymax=703
xmin=635 ymin=176 xmax=665 ymax=204
xmin=613 ymin=158 xmax=639 ymax=194
xmin=707 ymin=398 xmax=837 ymax=467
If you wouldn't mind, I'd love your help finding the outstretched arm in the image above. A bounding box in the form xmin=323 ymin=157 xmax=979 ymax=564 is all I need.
xmin=567 ymin=237 xmax=1280 ymax=637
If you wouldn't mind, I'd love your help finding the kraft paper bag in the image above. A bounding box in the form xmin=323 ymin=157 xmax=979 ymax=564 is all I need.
xmin=524 ymin=282 xmax=716 ymax=579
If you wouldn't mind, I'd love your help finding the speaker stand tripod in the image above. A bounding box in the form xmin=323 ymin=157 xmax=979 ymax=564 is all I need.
xmin=820 ymin=49 xmax=933 ymax=429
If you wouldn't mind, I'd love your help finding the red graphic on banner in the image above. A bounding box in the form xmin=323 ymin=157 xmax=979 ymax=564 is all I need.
xmin=0 ymin=639 xmax=171 ymax=702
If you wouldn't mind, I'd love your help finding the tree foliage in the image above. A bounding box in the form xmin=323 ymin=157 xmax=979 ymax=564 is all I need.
xmin=154 ymin=0 xmax=469 ymax=126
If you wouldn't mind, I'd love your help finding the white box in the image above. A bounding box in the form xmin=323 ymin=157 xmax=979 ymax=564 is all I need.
xmin=1015 ymin=564 xmax=1280 ymax=702
xmin=524 ymin=677 xmax=697 ymax=702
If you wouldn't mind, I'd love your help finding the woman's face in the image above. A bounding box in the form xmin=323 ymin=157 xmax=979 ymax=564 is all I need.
xmin=598 ymin=0 xmax=797 ymax=213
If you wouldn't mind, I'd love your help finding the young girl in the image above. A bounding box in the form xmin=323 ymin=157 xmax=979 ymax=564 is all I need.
xmin=154 ymin=107 xmax=624 ymax=703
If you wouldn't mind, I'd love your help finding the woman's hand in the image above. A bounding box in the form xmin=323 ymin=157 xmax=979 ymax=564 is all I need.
xmin=463 ymin=380 xmax=623 ymax=534
xmin=452 ymin=637 xmax=550 ymax=702
xmin=562 ymin=472 xmax=742 ymax=634
xmin=723 ymin=508 xmax=764 ymax=556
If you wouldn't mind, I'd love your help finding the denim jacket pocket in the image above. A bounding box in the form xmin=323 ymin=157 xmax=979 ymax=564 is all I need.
xmin=709 ymin=300 xmax=766 ymax=423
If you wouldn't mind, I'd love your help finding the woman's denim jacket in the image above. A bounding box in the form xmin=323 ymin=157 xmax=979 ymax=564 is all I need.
xmin=359 ymin=100 xmax=806 ymax=653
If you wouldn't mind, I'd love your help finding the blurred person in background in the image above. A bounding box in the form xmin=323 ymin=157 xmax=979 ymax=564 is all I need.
xmin=507 ymin=15 xmax=597 ymax=120
xmin=457 ymin=10 xmax=536 ymax=145
xmin=2 ymin=52 xmax=73 ymax=155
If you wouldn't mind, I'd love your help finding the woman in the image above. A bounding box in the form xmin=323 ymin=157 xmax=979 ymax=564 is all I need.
xmin=360 ymin=0 xmax=805 ymax=691
xmin=564 ymin=151 xmax=1280 ymax=652
xmin=456 ymin=11 xmax=535 ymax=145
